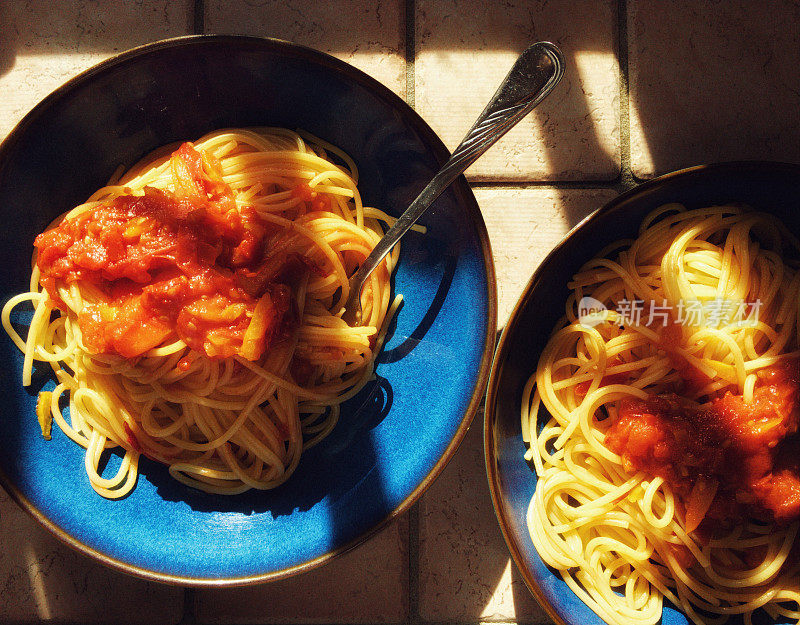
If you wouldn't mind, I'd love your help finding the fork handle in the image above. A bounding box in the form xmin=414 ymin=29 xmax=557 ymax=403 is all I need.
xmin=344 ymin=41 xmax=565 ymax=319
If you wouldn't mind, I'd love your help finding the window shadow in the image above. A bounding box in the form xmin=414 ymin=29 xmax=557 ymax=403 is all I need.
xmin=626 ymin=1 xmax=800 ymax=179
xmin=414 ymin=1 xmax=620 ymax=187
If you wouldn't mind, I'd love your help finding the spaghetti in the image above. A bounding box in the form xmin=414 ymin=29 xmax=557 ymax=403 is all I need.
xmin=3 ymin=128 xmax=406 ymax=498
xmin=522 ymin=204 xmax=800 ymax=625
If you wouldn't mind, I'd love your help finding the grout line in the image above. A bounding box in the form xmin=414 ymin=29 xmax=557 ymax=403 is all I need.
xmin=179 ymin=587 xmax=197 ymax=625
xmin=616 ymin=0 xmax=635 ymax=192
xmin=193 ymin=0 xmax=205 ymax=35
xmin=469 ymin=179 xmax=622 ymax=190
xmin=406 ymin=1 xmax=420 ymax=623
xmin=408 ymin=621 xmax=538 ymax=625
xmin=405 ymin=0 xmax=416 ymax=108
xmin=409 ymin=502 xmax=421 ymax=624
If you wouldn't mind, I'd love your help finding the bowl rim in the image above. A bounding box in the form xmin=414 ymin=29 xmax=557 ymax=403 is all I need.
xmin=0 ymin=33 xmax=498 ymax=587
xmin=483 ymin=160 xmax=800 ymax=625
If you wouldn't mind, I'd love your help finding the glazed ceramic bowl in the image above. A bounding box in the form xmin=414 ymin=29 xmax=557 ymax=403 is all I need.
xmin=0 ymin=35 xmax=496 ymax=584
xmin=485 ymin=163 xmax=800 ymax=625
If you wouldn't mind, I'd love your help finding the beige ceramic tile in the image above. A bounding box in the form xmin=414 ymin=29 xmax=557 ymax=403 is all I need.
xmin=419 ymin=419 xmax=548 ymax=622
xmin=415 ymin=0 xmax=620 ymax=182
xmin=476 ymin=187 xmax=619 ymax=328
xmin=205 ymin=1 xmax=406 ymax=97
xmin=629 ymin=0 xmax=800 ymax=178
xmin=0 ymin=489 xmax=182 ymax=623
xmin=196 ymin=516 xmax=408 ymax=624
xmin=0 ymin=1 xmax=193 ymax=142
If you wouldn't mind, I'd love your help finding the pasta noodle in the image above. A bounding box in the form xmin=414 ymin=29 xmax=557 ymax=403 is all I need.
xmin=3 ymin=128 xmax=408 ymax=498
xmin=523 ymin=204 xmax=800 ymax=625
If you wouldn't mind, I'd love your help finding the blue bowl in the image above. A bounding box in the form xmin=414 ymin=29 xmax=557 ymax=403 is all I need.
xmin=485 ymin=163 xmax=800 ymax=625
xmin=0 ymin=35 xmax=497 ymax=584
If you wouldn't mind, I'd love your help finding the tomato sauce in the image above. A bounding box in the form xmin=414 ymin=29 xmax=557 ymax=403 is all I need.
xmin=605 ymin=360 xmax=800 ymax=529
xmin=34 ymin=143 xmax=308 ymax=361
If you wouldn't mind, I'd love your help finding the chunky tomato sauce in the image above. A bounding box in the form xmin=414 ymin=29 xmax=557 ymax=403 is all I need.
xmin=605 ymin=360 xmax=800 ymax=530
xmin=34 ymin=143 xmax=313 ymax=361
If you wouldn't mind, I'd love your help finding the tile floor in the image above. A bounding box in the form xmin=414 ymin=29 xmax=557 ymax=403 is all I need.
xmin=0 ymin=0 xmax=798 ymax=623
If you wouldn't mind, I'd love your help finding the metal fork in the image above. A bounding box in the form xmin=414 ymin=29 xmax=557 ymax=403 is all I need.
xmin=341 ymin=41 xmax=565 ymax=325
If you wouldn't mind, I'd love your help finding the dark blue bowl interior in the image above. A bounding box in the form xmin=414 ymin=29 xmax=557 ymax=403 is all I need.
xmin=0 ymin=36 xmax=495 ymax=582
xmin=486 ymin=163 xmax=800 ymax=625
